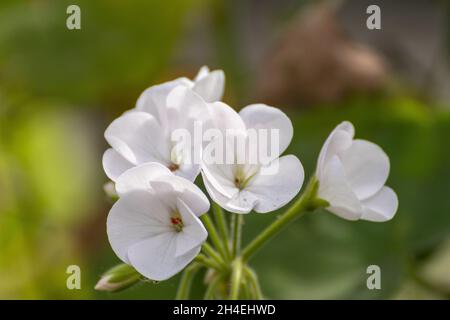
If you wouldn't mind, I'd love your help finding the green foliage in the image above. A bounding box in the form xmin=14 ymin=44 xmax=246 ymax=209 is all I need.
xmin=0 ymin=0 xmax=200 ymax=105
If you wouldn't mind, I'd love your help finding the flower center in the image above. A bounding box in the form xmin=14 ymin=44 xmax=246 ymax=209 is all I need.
xmin=234 ymin=168 xmax=256 ymax=190
xmin=170 ymin=212 xmax=184 ymax=232
xmin=168 ymin=163 xmax=179 ymax=172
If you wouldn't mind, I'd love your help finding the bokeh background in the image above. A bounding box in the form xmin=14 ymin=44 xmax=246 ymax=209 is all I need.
xmin=1 ymin=0 xmax=450 ymax=299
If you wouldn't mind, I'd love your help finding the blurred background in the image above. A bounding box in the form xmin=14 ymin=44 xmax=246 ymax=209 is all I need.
xmin=1 ymin=0 xmax=450 ymax=299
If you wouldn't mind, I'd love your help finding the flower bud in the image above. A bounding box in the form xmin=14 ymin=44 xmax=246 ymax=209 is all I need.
xmin=103 ymin=181 xmax=118 ymax=201
xmin=95 ymin=263 xmax=141 ymax=292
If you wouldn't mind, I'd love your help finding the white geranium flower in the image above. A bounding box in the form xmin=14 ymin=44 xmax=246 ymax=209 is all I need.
xmin=136 ymin=66 xmax=224 ymax=117
xmin=102 ymin=66 xmax=224 ymax=182
xmin=316 ymin=121 xmax=398 ymax=222
xmin=201 ymin=104 xmax=304 ymax=214
xmin=103 ymin=85 xmax=210 ymax=182
xmin=107 ymin=163 xmax=209 ymax=281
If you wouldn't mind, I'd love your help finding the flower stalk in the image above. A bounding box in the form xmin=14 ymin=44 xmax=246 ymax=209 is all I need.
xmin=229 ymin=258 xmax=244 ymax=300
xmin=176 ymin=263 xmax=201 ymax=300
xmin=231 ymin=214 xmax=243 ymax=258
xmin=241 ymin=176 xmax=328 ymax=262
xmin=212 ymin=203 xmax=231 ymax=261
xmin=201 ymin=214 xmax=229 ymax=262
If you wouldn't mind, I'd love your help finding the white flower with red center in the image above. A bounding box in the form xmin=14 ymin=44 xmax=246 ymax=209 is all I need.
xmin=107 ymin=163 xmax=209 ymax=281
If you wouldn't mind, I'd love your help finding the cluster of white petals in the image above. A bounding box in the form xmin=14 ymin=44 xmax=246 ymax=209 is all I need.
xmin=316 ymin=121 xmax=398 ymax=222
xmin=102 ymin=66 xmax=398 ymax=282
xmin=103 ymin=66 xmax=224 ymax=182
xmin=201 ymin=104 xmax=304 ymax=214
xmin=108 ymin=163 xmax=209 ymax=281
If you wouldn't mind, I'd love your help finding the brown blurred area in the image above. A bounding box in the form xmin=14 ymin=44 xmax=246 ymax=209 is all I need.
xmin=178 ymin=0 xmax=449 ymax=107
xmin=255 ymin=3 xmax=387 ymax=106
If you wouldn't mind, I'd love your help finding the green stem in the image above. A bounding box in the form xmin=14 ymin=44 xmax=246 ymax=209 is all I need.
xmin=229 ymin=258 xmax=243 ymax=300
xmin=241 ymin=177 xmax=327 ymax=261
xmin=202 ymin=243 xmax=227 ymax=269
xmin=176 ymin=263 xmax=200 ymax=300
xmin=213 ymin=203 xmax=231 ymax=261
xmin=204 ymin=273 xmax=225 ymax=300
xmin=408 ymin=261 xmax=450 ymax=299
xmin=201 ymin=214 xmax=228 ymax=261
xmin=244 ymin=266 xmax=263 ymax=299
xmin=195 ymin=254 xmax=222 ymax=271
xmin=231 ymin=214 xmax=243 ymax=258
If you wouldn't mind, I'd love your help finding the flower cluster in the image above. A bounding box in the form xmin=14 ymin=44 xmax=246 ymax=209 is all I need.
xmin=101 ymin=66 xmax=398 ymax=287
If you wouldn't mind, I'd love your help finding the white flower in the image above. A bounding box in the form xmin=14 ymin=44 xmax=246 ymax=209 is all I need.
xmin=102 ymin=85 xmax=210 ymax=182
xmin=107 ymin=163 xmax=209 ymax=281
xmin=316 ymin=121 xmax=398 ymax=222
xmin=201 ymin=104 xmax=304 ymax=214
xmin=136 ymin=66 xmax=224 ymax=116
xmin=102 ymin=66 xmax=225 ymax=182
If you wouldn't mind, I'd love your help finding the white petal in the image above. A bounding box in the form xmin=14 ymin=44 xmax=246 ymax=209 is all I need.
xmin=318 ymin=155 xmax=363 ymax=220
xmin=339 ymin=139 xmax=390 ymax=200
xmin=207 ymin=102 xmax=246 ymax=134
xmin=136 ymin=78 xmax=192 ymax=128
xmin=175 ymin=199 xmax=208 ymax=256
xmin=193 ymin=70 xmax=225 ymax=102
xmin=166 ymin=85 xmax=211 ymax=129
xmin=175 ymin=163 xmax=201 ymax=182
xmin=128 ymin=232 xmax=201 ymax=281
xmin=361 ymin=186 xmax=398 ymax=222
xmin=201 ymin=163 xmax=237 ymax=199
xmin=115 ymin=163 xmax=172 ymax=196
xmin=102 ymin=148 xmax=133 ymax=181
xmin=148 ymin=176 xmax=210 ymax=216
xmin=201 ymin=170 xmax=254 ymax=213
xmin=107 ymin=191 xmax=172 ymax=264
xmin=105 ymin=111 xmax=170 ymax=165
xmin=239 ymin=104 xmax=293 ymax=157
xmin=194 ymin=66 xmax=210 ymax=81
xmin=316 ymin=121 xmax=355 ymax=180
xmin=245 ymin=155 xmax=304 ymax=213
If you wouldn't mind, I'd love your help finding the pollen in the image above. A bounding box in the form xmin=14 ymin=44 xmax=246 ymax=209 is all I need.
xmin=168 ymin=163 xmax=179 ymax=172
xmin=170 ymin=212 xmax=184 ymax=232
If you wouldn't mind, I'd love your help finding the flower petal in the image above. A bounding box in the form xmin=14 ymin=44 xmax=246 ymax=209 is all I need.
xmin=245 ymin=155 xmax=304 ymax=213
xmin=115 ymin=162 xmax=172 ymax=196
xmin=316 ymin=121 xmax=354 ymax=179
xmin=193 ymin=69 xmax=225 ymax=102
xmin=318 ymin=155 xmax=363 ymax=220
xmin=361 ymin=186 xmax=398 ymax=222
xmin=107 ymin=190 xmax=172 ymax=264
xmin=166 ymin=85 xmax=211 ymax=129
xmin=136 ymin=78 xmax=192 ymax=128
xmin=105 ymin=111 xmax=170 ymax=165
xmin=339 ymin=139 xmax=390 ymax=200
xmin=175 ymin=163 xmax=201 ymax=182
xmin=102 ymin=148 xmax=133 ymax=181
xmin=201 ymin=169 xmax=255 ymax=214
xmin=207 ymin=102 xmax=246 ymax=135
xmin=194 ymin=66 xmax=210 ymax=81
xmin=175 ymin=199 xmax=208 ymax=256
xmin=149 ymin=177 xmax=210 ymax=216
xmin=201 ymin=162 xmax=237 ymax=198
xmin=239 ymin=104 xmax=293 ymax=157
xmin=128 ymin=232 xmax=201 ymax=281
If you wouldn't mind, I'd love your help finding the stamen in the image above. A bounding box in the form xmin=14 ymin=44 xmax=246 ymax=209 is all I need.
xmin=168 ymin=163 xmax=179 ymax=172
xmin=170 ymin=212 xmax=184 ymax=232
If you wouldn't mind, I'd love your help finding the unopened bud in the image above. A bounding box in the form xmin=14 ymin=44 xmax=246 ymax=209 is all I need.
xmin=103 ymin=181 xmax=118 ymax=201
xmin=95 ymin=263 xmax=141 ymax=292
